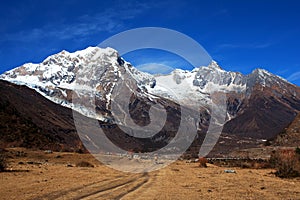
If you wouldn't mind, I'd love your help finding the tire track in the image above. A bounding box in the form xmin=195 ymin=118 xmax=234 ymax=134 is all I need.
xmin=36 ymin=173 xmax=149 ymax=200
xmin=81 ymin=173 xmax=149 ymax=200
xmin=31 ymin=178 xmax=111 ymax=200
xmin=113 ymin=173 xmax=149 ymax=200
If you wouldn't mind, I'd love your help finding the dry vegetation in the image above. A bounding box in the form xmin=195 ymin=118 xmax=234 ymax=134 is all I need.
xmin=0 ymin=149 xmax=6 ymax=172
xmin=198 ymin=157 xmax=208 ymax=168
xmin=75 ymin=161 xmax=94 ymax=168
xmin=1 ymin=148 xmax=300 ymax=200
xmin=270 ymin=148 xmax=300 ymax=178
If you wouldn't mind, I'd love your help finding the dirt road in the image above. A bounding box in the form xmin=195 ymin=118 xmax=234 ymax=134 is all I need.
xmin=1 ymin=148 xmax=300 ymax=200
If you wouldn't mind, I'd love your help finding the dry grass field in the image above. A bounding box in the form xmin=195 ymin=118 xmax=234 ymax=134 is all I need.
xmin=1 ymin=148 xmax=300 ymax=200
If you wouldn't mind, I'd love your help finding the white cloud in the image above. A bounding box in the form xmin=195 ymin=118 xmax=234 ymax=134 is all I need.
xmin=217 ymin=42 xmax=274 ymax=49
xmin=287 ymin=71 xmax=300 ymax=82
xmin=1 ymin=2 xmax=151 ymax=43
xmin=136 ymin=63 xmax=174 ymax=74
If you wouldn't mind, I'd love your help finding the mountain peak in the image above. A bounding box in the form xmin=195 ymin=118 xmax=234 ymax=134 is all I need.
xmin=48 ymin=46 xmax=119 ymax=60
xmin=252 ymin=68 xmax=271 ymax=76
xmin=207 ymin=60 xmax=223 ymax=70
xmin=250 ymin=68 xmax=289 ymax=85
xmin=0 ymin=46 xmax=297 ymax=115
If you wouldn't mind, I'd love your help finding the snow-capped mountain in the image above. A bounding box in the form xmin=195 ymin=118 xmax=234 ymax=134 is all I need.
xmin=0 ymin=47 xmax=287 ymax=117
xmin=0 ymin=47 xmax=155 ymax=121
xmin=145 ymin=61 xmax=246 ymax=107
xmin=1 ymin=46 xmax=300 ymax=141
xmin=1 ymin=46 xmax=300 ymax=155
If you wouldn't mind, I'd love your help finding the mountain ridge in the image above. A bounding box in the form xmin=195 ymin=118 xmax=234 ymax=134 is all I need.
xmin=1 ymin=46 xmax=300 ymax=155
xmin=1 ymin=46 xmax=294 ymax=123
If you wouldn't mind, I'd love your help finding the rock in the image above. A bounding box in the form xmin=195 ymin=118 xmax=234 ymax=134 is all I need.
xmin=224 ymin=169 xmax=236 ymax=173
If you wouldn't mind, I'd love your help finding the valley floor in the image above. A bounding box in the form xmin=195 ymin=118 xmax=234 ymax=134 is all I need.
xmin=1 ymin=148 xmax=300 ymax=200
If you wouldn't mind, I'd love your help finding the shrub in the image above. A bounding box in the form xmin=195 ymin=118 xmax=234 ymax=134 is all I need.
xmin=270 ymin=149 xmax=300 ymax=178
xmin=75 ymin=148 xmax=85 ymax=154
xmin=264 ymin=140 xmax=272 ymax=146
xmin=75 ymin=161 xmax=94 ymax=168
xmin=199 ymin=157 xmax=208 ymax=168
xmin=0 ymin=151 xmax=7 ymax=172
xmin=295 ymin=147 xmax=300 ymax=155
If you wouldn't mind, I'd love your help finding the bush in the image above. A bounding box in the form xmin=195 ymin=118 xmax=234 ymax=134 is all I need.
xmin=199 ymin=157 xmax=208 ymax=168
xmin=264 ymin=140 xmax=272 ymax=146
xmin=295 ymin=147 xmax=300 ymax=155
xmin=75 ymin=161 xmax=94 ymax=168
xmin=270 ymin=149 xmax=300 ymax=178
xmin=75 ymin=148 xmax=85 ymax=154
xmin=0 ymin=151 xmax=7 ymax=172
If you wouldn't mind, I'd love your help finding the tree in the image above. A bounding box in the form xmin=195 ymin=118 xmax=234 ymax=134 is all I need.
xmin=0 ymin=150 xmax=6 ymax=172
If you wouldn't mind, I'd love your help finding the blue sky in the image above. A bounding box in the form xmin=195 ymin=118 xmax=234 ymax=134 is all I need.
xmin=1 ymin=0 xmax=300 ymax=85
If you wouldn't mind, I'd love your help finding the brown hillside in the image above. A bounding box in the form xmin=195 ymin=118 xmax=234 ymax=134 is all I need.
xmin=0 ymin=80 xmax=82 ymax=151
xmin=274 ymin=113 xmax=300 ymax=147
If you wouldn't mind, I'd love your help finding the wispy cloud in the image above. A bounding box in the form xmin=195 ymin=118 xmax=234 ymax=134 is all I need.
xmin=287 ymin=71 xmax=300 ymax=82
xmin=137 ymin=63 xmax=174 ymax=74
xmin=217 ymin=42 xmax=274 ymax=50
xmin=1 ymin=2 xmax=151 ymax=43
xmin=275 ymin=69 xmax=289 ymax=76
